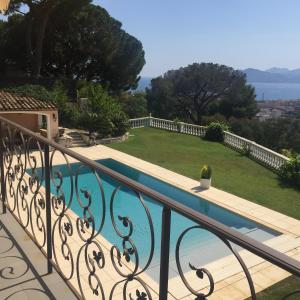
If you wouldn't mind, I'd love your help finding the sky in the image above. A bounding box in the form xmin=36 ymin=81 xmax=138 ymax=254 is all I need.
xmin=96 ymin=0 xmax=300 ymax=77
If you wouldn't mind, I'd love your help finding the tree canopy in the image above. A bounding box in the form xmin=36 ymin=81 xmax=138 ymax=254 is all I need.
xmin=230 ymin=117 xmax=300 ymax=154
xmin=1 ymin=2 xmax=145 ymax=91
xmin=146 ymin=63 xmax=257 ymax=124
xmin=5 ymin=0 xmax=90 ymax=77
xmin=120 ymin=92 xmax=148 ymax=118
xmin=43 ymin=4 xmax=145 ymax=90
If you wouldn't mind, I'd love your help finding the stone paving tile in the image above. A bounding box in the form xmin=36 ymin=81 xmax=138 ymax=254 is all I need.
xmin=0 ymin=212 xmax=78 ymax=300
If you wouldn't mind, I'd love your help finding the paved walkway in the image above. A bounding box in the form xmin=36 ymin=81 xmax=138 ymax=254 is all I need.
xmin=0 ymin=210 xmax=77 ymax=300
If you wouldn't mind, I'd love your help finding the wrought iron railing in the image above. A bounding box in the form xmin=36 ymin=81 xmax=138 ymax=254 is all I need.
xmin=129 ymin=116 xmax=289 ymax=170
xmin=0 ymin=115 xmax=299 ymax=300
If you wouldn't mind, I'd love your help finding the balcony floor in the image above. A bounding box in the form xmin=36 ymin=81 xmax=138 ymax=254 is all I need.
xmin=0 ymin=210 xmax=78 ymax=300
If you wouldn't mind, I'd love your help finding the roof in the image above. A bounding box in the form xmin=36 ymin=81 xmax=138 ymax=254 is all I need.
xmin=0 ymin=91 xmax=57 ymax=112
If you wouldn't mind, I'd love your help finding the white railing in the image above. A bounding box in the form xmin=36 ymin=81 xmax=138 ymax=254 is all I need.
xmin=129 ymin=116 xmax=289 ymax=170
xmin=223 ymin=131 xmax=288 ymax=170
xmin=180 ymin=122 xmax=206 ymax=137
xmin=129 ymin=117 xmax=149 ymax=128
xmin=150 ymin=117 xmax=178 ymax=131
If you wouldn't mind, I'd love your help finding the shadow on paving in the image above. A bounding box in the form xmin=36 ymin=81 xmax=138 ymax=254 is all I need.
xmin=0 ymin=210 xmax=78 ymax=300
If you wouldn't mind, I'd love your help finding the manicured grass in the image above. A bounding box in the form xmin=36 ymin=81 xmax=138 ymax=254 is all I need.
xmin=109 ymin=127 xmax=300 ymax=220
xmin=247 ymin=276 xmax=300 ymax=299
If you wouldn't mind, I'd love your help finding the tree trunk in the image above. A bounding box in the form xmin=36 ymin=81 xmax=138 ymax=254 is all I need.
xmin=30 ymin=1 xmax=56 ymax=78
xmin=196 ymin=110 xmax=202 ymax=125
xmin=25 ymin=14 xmax=33 ymax=74
xmin=31 ymin=11 xmax=51 ymax=78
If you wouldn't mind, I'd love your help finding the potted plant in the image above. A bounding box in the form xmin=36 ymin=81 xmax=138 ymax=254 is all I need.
xmin=200 ymin=165 xmax=212 ymax=189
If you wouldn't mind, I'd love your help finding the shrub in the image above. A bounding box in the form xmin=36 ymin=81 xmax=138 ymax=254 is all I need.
xmin=59 ymin=105 xmax=80 ymax=128
xmin=204 ymin=122 xmax=227 ymax=142
xmin=111 ymin=111 xmax=129 ymax=137
xmin=78 ymin=84 xmax=129 ymax=137
xmin=279 ymin=155 xmax=300 ymax=187
xmin=242 ymin=143 xmax=251 ymax=157
xmin=79 ymin=113 xmax=113 ymax=137
xmin=200 ymin=165 xmax=212 ymax=179
xmin=76 ymin=80 xmax=91 ymax=98
xmin=280 ymin=149 xmax=295 ymax=159
xmin=173 ymin=117 xmax=181 ymax=132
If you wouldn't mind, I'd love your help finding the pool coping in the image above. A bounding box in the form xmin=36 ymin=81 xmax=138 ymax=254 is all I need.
xmin=104 ymin=151 xmax=300 ymax=238
xmin=22 ymin=145 xmax=300 ymax=299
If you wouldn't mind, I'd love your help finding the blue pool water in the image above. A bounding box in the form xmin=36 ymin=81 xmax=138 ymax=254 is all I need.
xmin=41 ymin=158 xmax=279 ymax=279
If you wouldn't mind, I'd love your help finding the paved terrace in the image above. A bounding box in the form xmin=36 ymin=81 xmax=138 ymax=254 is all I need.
xmin=1 ymin=144 xmax=300 ymax=299
xmin=0 ymin=211 xmax=77 ymax=300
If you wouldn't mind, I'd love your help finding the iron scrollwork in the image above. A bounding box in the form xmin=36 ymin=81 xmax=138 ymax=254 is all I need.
xmin=109 ymin=186 xmax=154 ymax=300
xmin=2 ymin=125 xmax=47 ymax=249
xmin=27 ymin=138 xmax=47 ymax=248
xmin=50 ymin=150 xmax=74 ymax=280
xmin=74 ymin=165 xmax=106 ymax=299
xmin=176 ymin=225 xmax=256 ymax=300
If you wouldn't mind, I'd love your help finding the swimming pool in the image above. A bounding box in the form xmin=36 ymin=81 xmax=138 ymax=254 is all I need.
xmin=44 ymin=158 xmax=280 ymax=280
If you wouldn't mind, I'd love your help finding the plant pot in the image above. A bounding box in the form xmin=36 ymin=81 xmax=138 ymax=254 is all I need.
xmin=200 ymin=178 xmax=211 ymax=189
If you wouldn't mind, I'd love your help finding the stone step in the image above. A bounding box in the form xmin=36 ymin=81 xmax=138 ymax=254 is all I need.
xmin=66 ymin=131 xmax=87 ymax=147
xmin=71 ymin=144 xmax=87 ymax=147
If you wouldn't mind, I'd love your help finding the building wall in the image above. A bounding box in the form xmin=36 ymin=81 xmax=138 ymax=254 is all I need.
xmin=46 ymin=110 xmax=59 ymax=140
xmin=0 ymin=110 xmax=59 ymax=141
xmin=0 ymin=113 xmax=39 ymax=132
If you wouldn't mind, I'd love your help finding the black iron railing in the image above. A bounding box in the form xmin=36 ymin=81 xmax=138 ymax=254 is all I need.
xmin=0 ymin=115 xmax=299 ymax=300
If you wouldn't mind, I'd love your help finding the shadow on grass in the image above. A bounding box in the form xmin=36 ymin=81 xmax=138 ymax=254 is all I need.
xmin=277 ymin=177 xmax=300 ymax=192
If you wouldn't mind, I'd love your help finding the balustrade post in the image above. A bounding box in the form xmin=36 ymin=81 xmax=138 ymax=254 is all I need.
xmin=179 ymin=122 xmax=184 ymax=133
xmin=159 ymin=206 xmax=171 ymax=300
xmin=149 ymin=114 xmax=153 ymax=127
xmin=44 ymin=144 xmax=53 ymax=273
xmin=0 ymin=121 xmax=6 ymax=214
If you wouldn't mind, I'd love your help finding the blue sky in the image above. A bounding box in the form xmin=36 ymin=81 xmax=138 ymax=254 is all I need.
xmin=96 ymin=0 xmax=300 ymax=76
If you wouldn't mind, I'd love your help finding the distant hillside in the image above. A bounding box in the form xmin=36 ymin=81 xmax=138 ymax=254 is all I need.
xmin=243 ymin=68 xmax=300 ymax=83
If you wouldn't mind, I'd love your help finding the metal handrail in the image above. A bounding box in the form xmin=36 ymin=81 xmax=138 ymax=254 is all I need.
xmin=0 ymin=115 xmax=299 ymax=276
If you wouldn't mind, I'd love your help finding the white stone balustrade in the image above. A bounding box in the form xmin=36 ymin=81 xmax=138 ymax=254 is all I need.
xmin=129 ymin=117 xmax=289 ymax=170
xmin=128 ymin=117 xmax=149 ymax=128
xmin=223 ymin=131 xmax=288 ymax=170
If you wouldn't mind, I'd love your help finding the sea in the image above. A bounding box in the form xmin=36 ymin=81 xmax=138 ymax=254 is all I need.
xmin=138 ymin=78 xmax=300 ymax=101
xmin=250 ymin=82 xmax=300 ymax=101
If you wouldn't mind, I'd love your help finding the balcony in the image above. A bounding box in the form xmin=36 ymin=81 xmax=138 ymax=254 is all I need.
xmin=0 ymin=115 xmax=300 ymax=300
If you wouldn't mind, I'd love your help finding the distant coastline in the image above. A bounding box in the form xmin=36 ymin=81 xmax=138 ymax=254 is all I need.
xmin=137 ymin=77 xmax=300 ymax=101
xmin=250 ymin=82 xmax=300 ymax=101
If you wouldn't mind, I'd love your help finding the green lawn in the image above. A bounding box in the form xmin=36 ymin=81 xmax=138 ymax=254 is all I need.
xmin=109 ymin=127 xmax=300 ymax=220
xmin=247 ymin=276 xmax=300 ymax=299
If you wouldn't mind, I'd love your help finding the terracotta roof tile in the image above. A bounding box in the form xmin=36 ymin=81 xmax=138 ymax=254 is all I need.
xmin=0 ymin=91 xmax=57 ymax=111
